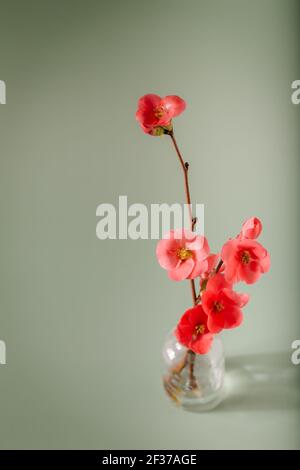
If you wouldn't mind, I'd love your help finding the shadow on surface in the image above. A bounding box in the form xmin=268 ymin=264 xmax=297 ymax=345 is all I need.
xmin=218 ymin=351 xmax=300 ymax=412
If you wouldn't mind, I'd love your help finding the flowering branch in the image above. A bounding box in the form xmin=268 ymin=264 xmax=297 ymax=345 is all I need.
xmin=135 ymin=93 xmax=271 ymax=398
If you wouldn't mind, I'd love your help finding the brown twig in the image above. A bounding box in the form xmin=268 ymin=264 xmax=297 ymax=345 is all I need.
xmin=216 ymin=259 xmax=223 ymax=273
xmin=168 ymin=130 xmax=198 ymax=385
xmin=188 ymin=349 xmax=197 ymax=390
xmin=169 ymin=131 xmax=197 ymax=305
xmin=169 ymin=133 xmax=193 ymax=230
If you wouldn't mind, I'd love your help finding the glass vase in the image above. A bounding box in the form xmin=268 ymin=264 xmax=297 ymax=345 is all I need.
xmin=162 ymin=331 xmax=225 ymax=411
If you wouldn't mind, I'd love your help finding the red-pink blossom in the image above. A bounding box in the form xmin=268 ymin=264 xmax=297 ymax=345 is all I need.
xmin=239 ymin=217 xmax=263 ymax=240
xmin=175 ymin=304 xmax=214 ymax=354
xmin=202 ymin=273 xmax=249 ymax=333
xmin=136 ymin=94 xmax=186 ymax=136
xmin=221 ymin=238 xmax=270 ymax=285
xmin=156 ymin=229 xmax=210 ymax=281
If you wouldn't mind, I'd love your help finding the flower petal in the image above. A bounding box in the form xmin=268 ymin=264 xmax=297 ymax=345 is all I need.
xmin=221 ymin=238 xmax=237 ymax=262
xmin=207 ymin=314 xmax=225 ymax=334
xmin=222 ymin=288 xmax=249 ymax=308
xmin=137 ymin=94 xmax=161 ymax=113
xmin=206 ymin=273 xmax=231 ymax=294
xmin=156 ymin=238 xmax=181 ymax=270
xmin=188 ymin=238 xmax=210 ymax=259
xmin=191 ymin=334 xmax=214 ymax=355
xmin=160 ymin=95 xmax=186 ymax=118
xmin=239 ymin=262 xmax=261 ymax=284
xmin=260 ymin=250 xmax=271 ymax=273
xmin=168 ymin=258 xmax=194 ymax=281
xmin=223 ymin=307 xmax=243 ymax=329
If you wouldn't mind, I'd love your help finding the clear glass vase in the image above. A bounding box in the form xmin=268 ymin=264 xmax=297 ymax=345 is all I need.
xmin=162 ymin=331 xmax=225 ymax=411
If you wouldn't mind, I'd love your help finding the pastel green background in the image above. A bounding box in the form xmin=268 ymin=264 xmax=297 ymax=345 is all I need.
xmin=0 ymin=0 xmax=299 ymax=449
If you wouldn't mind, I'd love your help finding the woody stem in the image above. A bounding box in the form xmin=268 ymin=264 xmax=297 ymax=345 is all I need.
xmin=216 ymin=259 xmax=223 ymax=273
xmin=169 ymin=130 xmax=197 ymax=386
xmin=169 ymin=131 xmax=197 ymax=305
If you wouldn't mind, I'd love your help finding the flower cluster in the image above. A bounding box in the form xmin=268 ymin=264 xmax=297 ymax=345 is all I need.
xmin=157 ymin=217 xmax=270 ymax=354
xmin=136 ymin=94 xmax=270 ymax=356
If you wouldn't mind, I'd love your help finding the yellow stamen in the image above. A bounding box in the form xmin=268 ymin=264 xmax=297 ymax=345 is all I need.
xmin=177 ymin=248 xmax=193 ymax=261
xmin=214 ymin=301 xmax=224 ymax=312
xmin=241 ymin=250 xmax=250 ymax=264
xmin=195 ymin=324 xmax=205 ymax=335
xmin=154 ymin=106 xmax=164 ymax=118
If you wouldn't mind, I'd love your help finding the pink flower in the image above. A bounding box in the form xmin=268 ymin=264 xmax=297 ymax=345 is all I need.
xmin=156 ymin=229 xmax=210 ymax=281
xmin=239 ymin=217 xmax=262 ymax=240
xmin=136 ymin=94 xmax=186 ymax=136
xmin=199 ymin=253 xmax=220 ymax=280
xmin=202 ymin=273 xmax=249 ymax=333
xmin=175 ymin=304 xmax=214 ymax=354
xmin=221 ymin=238 xmax=270 ymax=285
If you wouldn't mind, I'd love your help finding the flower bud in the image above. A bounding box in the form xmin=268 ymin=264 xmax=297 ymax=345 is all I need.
xmin=240 ymin=217 xmax=262 ymax=240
